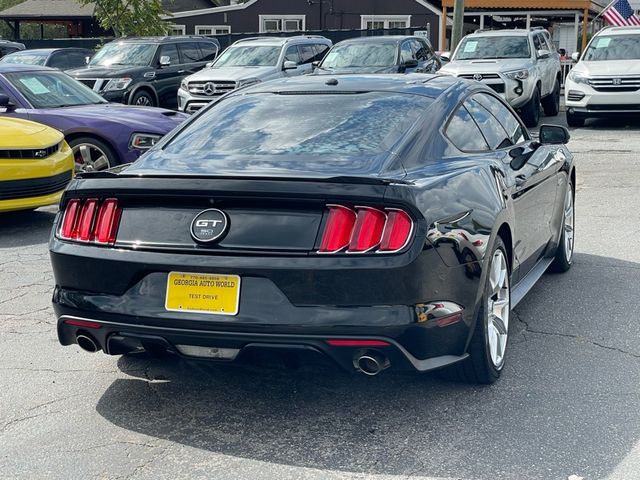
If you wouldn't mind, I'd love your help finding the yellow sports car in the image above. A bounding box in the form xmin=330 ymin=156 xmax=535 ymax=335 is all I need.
xmin=0 ymin=117 xmax=74 ymax=212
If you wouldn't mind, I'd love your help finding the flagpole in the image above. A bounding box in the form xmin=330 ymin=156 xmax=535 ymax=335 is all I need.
xmin=592 ymin=0 xmax=617 ymax=24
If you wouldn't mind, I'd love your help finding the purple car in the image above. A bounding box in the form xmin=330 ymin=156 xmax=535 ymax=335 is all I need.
xmin=0 ymin=64 xmax=187 ymax=171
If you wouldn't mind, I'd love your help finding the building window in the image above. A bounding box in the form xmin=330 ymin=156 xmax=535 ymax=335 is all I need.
xmin=361 ymin=15 xmax=411 ymax=30
xmin=259 ymin=15 xmax=305 ymax=33
xmin=168 ymin=24 xmax=186 ymax=36
xmin=196 ymin=25 xmax=231 ymax=36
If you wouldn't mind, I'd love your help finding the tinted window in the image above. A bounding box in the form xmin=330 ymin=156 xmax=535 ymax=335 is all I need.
xmin=455 ymin=36 xmax=531 ymax=60
xmin=464 ymin=97 xmax=511 ymax=150
xmin=298 ymin=44 xmax=316 ymax=64
xmin=473 ymin=93 xmax=526 ymax=145
xmin=159 ymin=43 xmax=180 ymax=64
xmin=179 ymin=42 xmax=202 ymax=63
xmin=131 ymin=92 xmax=433 ymax=174
xmin=284 ymin=45 xmax=301 ymax=64
xmin=445 ymin=106 xmax=489 ymax=152
xmin=313 ymin=44 xmax=330 ymax=61
xmin=48 ymin=53 xmax=69 ymax=69
xmin=199 ymin=42 xmax=218 ymax=61
xmin=400 ymin=41 xmax=414 ymax=63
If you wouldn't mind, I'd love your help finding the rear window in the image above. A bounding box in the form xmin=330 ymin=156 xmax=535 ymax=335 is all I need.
xmin=131 ymin=91 xmax=431 ymax=174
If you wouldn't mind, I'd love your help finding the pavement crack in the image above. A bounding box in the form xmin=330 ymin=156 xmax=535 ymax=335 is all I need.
xmin=0 ymin=410 xmax=62 ymax=434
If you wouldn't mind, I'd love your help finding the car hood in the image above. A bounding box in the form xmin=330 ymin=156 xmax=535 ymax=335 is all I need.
xmin=37 ymin=104 xmax=187 ymax=133
xmin=574 ymin=60 xmax=640 ymax=76
xmin=67 ymin=65 xmax=150 ymax=78
xmin=0 ymin=117 xmax=62 ymax=148
xmin=185 ymin=66 xmax=277 ymax=82
xmin=441 ymin=58 xmax=532 ymax=74
xmin=314 ymin=65 xmax=399 ymax=75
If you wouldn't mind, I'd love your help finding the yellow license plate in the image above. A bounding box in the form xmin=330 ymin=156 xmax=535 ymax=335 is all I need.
xmin=165 ymin=272 xmax=241 ymax=316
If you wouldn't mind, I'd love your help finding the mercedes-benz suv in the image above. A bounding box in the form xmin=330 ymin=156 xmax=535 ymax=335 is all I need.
xmin=440 ymin=28 xmax=561 ymax=127
xmin=177 ymin=35 xmax=331 ymax=113
xmin=565 ymin=26 xmax=640 ymax=127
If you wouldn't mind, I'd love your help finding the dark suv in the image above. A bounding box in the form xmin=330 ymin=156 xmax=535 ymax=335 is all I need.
xmin=68 ymin=36 xmax=220 ymax=108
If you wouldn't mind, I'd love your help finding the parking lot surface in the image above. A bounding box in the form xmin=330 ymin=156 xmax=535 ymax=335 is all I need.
xmin=1 ymin=114 xmax=639 ymax=480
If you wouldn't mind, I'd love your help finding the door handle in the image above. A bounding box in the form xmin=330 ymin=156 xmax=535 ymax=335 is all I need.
xmin=177 ymin=70 xmax=186 ymax=74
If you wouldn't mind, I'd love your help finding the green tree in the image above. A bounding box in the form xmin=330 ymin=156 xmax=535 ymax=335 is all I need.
xmin=79 ymin=0 xmax=171 ymax=37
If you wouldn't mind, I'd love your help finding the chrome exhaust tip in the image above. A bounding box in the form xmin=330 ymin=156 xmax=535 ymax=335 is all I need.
xmin=354 ymin=351 xmax=390 ymax=376
xmin=76 ymin=334 xmax=98 ymax=353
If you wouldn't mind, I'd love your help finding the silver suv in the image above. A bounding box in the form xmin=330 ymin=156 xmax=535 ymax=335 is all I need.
xmin=440 ymin=28 xmax=561 ymax=127
xmin=178 ymin=35 xmax=332 ymax=113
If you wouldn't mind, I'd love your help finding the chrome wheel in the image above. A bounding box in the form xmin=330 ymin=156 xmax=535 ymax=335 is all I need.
xmin=487 ymin=249 xmax=510 ymax=369
xmin=563 ymin=186 xmax=575 ymax=263
xmin=72 ymin=143 xmax=111 ymax=173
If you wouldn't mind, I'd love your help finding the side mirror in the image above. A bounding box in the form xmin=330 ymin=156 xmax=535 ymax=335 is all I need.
xmin=159 ymin=55 xmax=171 ymax=67
xmin=205 ymin=61 xmax=214 ymax=68
xmin=283 ymin=60 xmax=297 ymax=70
xmin=402 ymin=59 xmax=419 ymax=70
xmin=311 ymin=60 xmax=320 ymax=68
xmin=539 ymin=124 xmax=570 ymax=145
xmin=0 ymin=93 xmax=16 ymax=112
xmin=537 ymin=49 xmax=551 ymax=59
xmin=439 ymin=54 xmax=450 ymax=62
xmin=571 ymin=52 xmax=580 ymax=62
xmin=85 ymin=56 xmax=91 ymax=65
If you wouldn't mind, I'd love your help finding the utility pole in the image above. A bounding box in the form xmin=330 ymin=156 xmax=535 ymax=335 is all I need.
xmin=451 ymin=0 xmax=465 ymax=53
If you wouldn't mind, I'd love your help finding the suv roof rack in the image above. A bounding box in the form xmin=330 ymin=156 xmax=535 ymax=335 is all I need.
xmin=530 ymin=26 xmax=546 ymax=31
xmin=233 ymin=36 xmax=279 ymax=44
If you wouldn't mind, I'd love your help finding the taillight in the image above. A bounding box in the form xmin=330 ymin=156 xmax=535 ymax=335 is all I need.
xmin=318 ymin=205 xmax=413 ymax=254
xmin=59 ymin=198 xmax=121 ymax=246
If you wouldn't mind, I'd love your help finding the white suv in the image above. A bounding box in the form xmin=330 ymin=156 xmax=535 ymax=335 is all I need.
xmin=565 ymin=26 xmax=640 ymax=127
xmin=177 ymin=35 xmax=332 ymax=113
xmin=440 ymin=28 xmax=561 ymax=127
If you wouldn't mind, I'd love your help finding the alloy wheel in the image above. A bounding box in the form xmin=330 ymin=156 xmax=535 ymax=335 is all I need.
xmin=487 ymin=249 xmax=510 ymax=369
xmin=563 ymin=186 xmax=575 ymax=262
xmin=135 ymin=95 xmax=152 ymax=106
xmin=72 ymin=143 xmax=111 ymax=173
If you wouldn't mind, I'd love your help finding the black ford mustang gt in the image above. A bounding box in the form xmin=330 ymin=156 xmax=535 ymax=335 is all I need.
xmin=50 ymin=74 xmax=575 ymax=384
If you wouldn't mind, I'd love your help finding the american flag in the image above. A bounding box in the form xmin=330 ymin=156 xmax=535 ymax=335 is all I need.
xmin=603 ymin=0 xmax=640 ymax=26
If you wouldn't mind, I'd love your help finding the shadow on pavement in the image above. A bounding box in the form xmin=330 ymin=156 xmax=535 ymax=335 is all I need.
xmin=0 ymin=207 xmax=56 ymax=248
xmin=96 ymin=252 xmax=640 ymax=479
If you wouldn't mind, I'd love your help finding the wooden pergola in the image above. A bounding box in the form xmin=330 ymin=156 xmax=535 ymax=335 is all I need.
xmin=440 ymin=0 xmax=605 ymax=52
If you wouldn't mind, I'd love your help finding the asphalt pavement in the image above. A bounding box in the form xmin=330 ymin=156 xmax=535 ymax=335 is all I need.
xmin=1 ymin=112 xmax=639 ymax=480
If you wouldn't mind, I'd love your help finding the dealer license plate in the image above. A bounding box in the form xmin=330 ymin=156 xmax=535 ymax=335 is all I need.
xmin=165 ymin=272 xmax=240 ymax=316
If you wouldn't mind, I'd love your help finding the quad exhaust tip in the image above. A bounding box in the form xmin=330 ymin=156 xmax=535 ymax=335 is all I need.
xmin=76 ymin=334 xmax=99 ymax=353
xmin=354 ymin=351 xmax=390 ymax=376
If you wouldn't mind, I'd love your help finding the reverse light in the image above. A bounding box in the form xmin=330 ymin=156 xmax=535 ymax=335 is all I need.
xmin=59 ymin=198 xmax=122 ymax=245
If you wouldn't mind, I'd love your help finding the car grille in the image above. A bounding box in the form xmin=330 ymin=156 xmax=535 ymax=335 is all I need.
xmin=0 ymin=142 xmax=60 ymax=159
xmin=0 ymin=170 xmax=72 ymax=200
xmin=459 ymin=73 xmax=501 ymax=80
xmin=187 ymin=80 xmax=236 ymax=97
xmin=588 ymin=76 xmax=640 ymax=92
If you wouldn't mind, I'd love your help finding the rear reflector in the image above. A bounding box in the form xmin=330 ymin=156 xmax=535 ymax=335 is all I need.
xmin=379 ymin=209 xmax=413 ymax=252
xmin=319 ymin=205 xmax=356 ymax=253
xmin=63 ymin=319 xmax=102 ymax=329
xmin=326 ymin=339 xmax=391 ymax=347
xmin=348 ymin=207 xmax=386 ymax=253
xmin=59 ymin=198 xmax=121 ymax=245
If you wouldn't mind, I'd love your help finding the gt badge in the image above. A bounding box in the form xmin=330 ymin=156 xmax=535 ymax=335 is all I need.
xmin=190 ymin=209 xmax=229 ymax=244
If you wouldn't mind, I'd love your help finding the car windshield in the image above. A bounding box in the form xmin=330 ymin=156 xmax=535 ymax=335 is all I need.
xmin=129 ymin=91 xmax=431 ymax=175
xmin=321 ymin=43 xmax=397 ymax=68
xmin=455 ymin=36 xmax=531 ymax=60
xmin=0 ymin=52 xmax=48 ymax=65
xmin=583 ymin=34 xmax=640 ymax=61
xmin=5 ymin=71 xmax=107 ymax=108
xmin=89 ymin=42 xmax=156 ymax=67
xmin=212 ymin=46 xmax=281 ymax=67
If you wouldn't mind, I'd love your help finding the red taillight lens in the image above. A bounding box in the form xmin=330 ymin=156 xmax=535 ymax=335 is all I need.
xmin=60 ymin=199 xmax=81 ymax=239
xmin=77 ymin=198 xmax=98 ymax=242
xmin=326 ymin=339 xmax=390 ymax=347
xmin=348 ymin=207 xmax=386 ymax=252
xmin=379 ymin=209 xmax=413 ymax=252
xmin=63 ymin=319 xmax=102 ymax=329
xmin=94 ymin=198 xmax=122 ymax=244
xmin=319 ymin=205 xmax=356 ymax=253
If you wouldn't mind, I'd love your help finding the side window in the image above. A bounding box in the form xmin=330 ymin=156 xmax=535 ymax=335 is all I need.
xmin=532 ymin=34 xmax=543 ymax=52
xmin=158 ymin=43 xmax=180 ymax=65
xmin=283 ymin=45 xmax=301 ymax=64
xmin=473 ymin=93 xmax=527 ymax=145
xmin=199 ymin=42 xmax=218 ymax=61
xmin=411 ymin=39 xmax=432 ymax=61
xmin=400 ymin=41 xmax=414 ymax=63
xmin=68 ymin=51 xmax=90 ymax=68
xmin=178 ymin=42 xmax=202 ymax=63
xmin=445 ymin=105 xmax=490 ymax=152
xmin=298 ymin=44 xmax=316 ymax=64
xmin=464 ymin=97 xmax=512 ymax=150
xmin=48 ymin=53 xmax=69 ymax=69
xmin=313 ymin=44 xmax=330 ymax=62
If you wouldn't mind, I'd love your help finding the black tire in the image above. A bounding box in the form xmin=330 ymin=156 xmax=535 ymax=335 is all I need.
xmin=68 ymin=136 xmax=118 ymax=172
xmin=549 ymin=180 xmax=575 ymax=273
xmin=519 ymin=87 xmax=541 ymax=127
xmin=542 ymin=79 xmax=560 ymax=116
xmin=129 ymin=89 xmax=156 ymax=107
xmin=566 ymin=112 xmax=585 ymax=128
xmin=440 ymin=237 xmax=511 ymax=384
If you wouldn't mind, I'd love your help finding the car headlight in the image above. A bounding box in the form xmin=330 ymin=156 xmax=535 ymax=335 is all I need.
xmin=180 ymin=79 xmax=188 ymax=91
xmin=237 ymin=78 xmax=260 ymax=88
xmin=129 ymin=133 xmax=162 ymax=150
xmin=103 ymin=77 xmax=132 ymax=91
xmin=503 ymin=69 xmax=530 ymax=80
xmin=567 ymin=71 xmax=589 ymax=85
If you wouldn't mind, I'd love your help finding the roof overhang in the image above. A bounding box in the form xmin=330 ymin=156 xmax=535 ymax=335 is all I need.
xmin=441 ymin=0 xmax=604 ymax=12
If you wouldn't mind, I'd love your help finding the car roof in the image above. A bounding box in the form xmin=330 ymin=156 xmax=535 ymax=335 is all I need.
xmin=466 ymin=29 xmax=531 ymax=37
xmin=336 ymin=36 xmax=426 ymax=45
xmin=108 ymin=35 xmax=219 ymax=44
xmin=597 ymin=25 xmax=640 ymax=35
xmin=239 ymin=73 xmax=463 ymax=99
xmin=0 ymin=64 xmax=56 ymax=73
xmin=231 ymin=35 xmax=331 ymax=46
